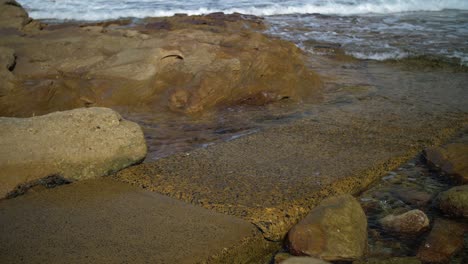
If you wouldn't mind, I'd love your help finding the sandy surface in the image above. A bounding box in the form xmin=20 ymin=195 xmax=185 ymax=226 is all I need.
xmin=115 ymin=59 xmax=468 ymax=240
xmin=0 ymin=178 xmax=273 ymax=263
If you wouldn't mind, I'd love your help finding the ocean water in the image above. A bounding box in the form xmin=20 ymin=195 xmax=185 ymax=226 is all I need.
xmin=17 ymin=0 xmax=468 ymax=64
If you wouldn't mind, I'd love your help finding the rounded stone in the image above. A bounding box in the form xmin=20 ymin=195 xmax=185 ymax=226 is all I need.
xmin=379 ymin=209 xmax=430 ymax=234
xmin=437 ymin=185 xmax=468 ymax=218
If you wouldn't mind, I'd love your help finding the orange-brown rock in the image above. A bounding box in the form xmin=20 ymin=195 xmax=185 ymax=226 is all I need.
xmin=424 ymin=134 xmax=468 ymax=184
xmin=0 ymin=4 xmax=321 ymax=117
xmin=286 ymin=194 xmax=367 ymax=261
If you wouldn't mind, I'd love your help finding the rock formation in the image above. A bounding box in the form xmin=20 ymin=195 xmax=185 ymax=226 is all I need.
xmin=0 ymin=107 xmax=147 ymax=198
xmin=0 ymin=2 xmax=321 ymax=117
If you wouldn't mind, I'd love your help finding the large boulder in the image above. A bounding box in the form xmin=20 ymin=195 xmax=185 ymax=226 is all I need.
xmin=286 ymin=194 xmax=367 ymax=262
xmin=0 ymin=0 xmax=31 ymax=30
xmin=437 ymin=185 xmax=468 ymax=218
xmin=417 ymin=218 xmax=466 ymax=263
xmin=424 ymin=139 xmax=468 ymax=184
xmin=0 ymin=13 xmax=321 ymax=117
xmin=379 ymin=209 xmax=430 ymax=235
xmin=0 ymin=107 xmax=147 ymax=198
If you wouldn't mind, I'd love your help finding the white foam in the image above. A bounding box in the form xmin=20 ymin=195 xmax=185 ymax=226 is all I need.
xmin=17 ymin=0 xmax=468 ymax=21
xmin=347 ymin=51 xmax=410 ymax=61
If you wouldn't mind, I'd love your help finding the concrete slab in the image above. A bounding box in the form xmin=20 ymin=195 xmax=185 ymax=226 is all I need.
xmin=0 ymin=178 xmax=272 ymax=264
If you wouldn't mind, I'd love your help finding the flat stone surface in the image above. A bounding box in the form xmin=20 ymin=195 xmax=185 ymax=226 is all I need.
xmin=115 ymin=60 xmax=468 ymax=240
xmin=0 ymin=178 xmax=261 ymax=264
xmin=0 ymin=107 xmax=147 ymax=198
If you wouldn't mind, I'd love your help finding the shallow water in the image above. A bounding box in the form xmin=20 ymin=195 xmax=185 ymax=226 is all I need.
xmin=266 ymin=10 xmax=468 ymax=65
xmin=359 ymin=153 xmax=468 ymax=262
xmin=18 ymin=0 xmax=468 ymax=64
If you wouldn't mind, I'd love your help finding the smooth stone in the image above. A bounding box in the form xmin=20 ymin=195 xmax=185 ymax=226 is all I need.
xmin=417 ymin=218 xmax=466 ymax=263
xmin=0 ymin=178 xmax=267 ymax=263
xmin=353 ymin=257 xmax=421 ymax=264
xmin=282 ymin=256 xmax=331 ymax=264
xmin=391 ymin=188 xmax=433 ymax=207
xmin=424 ymin=140 xmax=468 ymax=184
xmin=0 ymin=107 xmax=147 ymax=198
xmin=286 ymin=194 xmax=367 ymax=261
xmin=379 ymin=209 xmax=430 ymax=234
xmin=437 ymin=185 xmax=468 ymax=218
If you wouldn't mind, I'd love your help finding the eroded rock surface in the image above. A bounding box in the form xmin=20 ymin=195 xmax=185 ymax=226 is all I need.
xmin=0 ymin=3 xmax=321 ymax=117
xmin=437 ymin=185 xmax=468 ymax=218
xmin=286 ymin=194 xmax=367 ymax=261
xmin=0 ymin=107 xmax=146 ymax=198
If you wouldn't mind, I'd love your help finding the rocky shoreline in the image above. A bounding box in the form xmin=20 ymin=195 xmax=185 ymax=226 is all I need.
xmin=1 ymin=1 xmax=468 ymax=263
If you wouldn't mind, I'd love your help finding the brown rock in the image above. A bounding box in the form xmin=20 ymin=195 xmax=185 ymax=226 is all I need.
xmin=287 ymin=194 xmax=367 ymax=261
xmin=0 ymin=0 xmax=31 ymax=30
xmin=417 ymin=218 xmax=466 ymax=263
xmin=0 ymin=12 xmax=321 ymax=117
xmin=282 ymin=257 xmax=331 ymax=264
xmin=424 ymin=140 xmax=468 ymax=184
xmin=353 ymin=257 xmax=421 ymax=264
xmin=379 ymin=209 xmax=430 ymax=234
xmin=0 ymin=46 xmax=15 ymax=95
xmin=0 ymin=107 xmax=147 ymax=198
xmin=437 ymin=185 xmax=468 ymax=218
xmin=391 ymin=188 xmax=433 ymax=207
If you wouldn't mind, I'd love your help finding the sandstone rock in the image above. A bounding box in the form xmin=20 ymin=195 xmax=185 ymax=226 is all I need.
xmin=0 ymin=46 xmax=15 ymax=95
xmin=353 ymin=257 xmax=421 ymax=264
xmin=424 ymin=141 xmax=468 ymax=184
xmin=437 ymin=185 xmax=468 ymax=218
xmin=0 ymin=0 xmax=31 ymax=30
xmin=286 ymin=194 xmax=367 ymax=261
xmin=282 ymin=257 xmax=331 ymax=264
xmin=417 ymin=218 xmax=466 ymax=263
xmin=0 ymin=12 xmax=321 ymax=117
xmin=379 ymin=209 xmax=430 ymax=234
xmin=0 ymin=107 xmax=147 ymax=198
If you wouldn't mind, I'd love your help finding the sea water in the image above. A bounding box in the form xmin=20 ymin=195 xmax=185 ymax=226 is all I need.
xmin=17 ymin=0 xmax=468 ymax=64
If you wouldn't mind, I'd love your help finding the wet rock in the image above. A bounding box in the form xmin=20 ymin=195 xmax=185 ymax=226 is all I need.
xmin=391 ymin=188 xmax=433 ymax=207
xmin=282 ymin=256 xmax=331 ymax=264
xmin=353 ymin=257 xmax=421 ymax=264
xmin=0 ymin=107 xmax=147 ymax=198
xmin=417 ymin=218 xmax=466 ymax=263
xmin=286 ymin=194 xmax=367 ymax=261
xmin=274 ymin=252 xmax=293 ymax=264
xmin=437 ymin=185 xmax=468 ymax=218
xmin=379 ymin=209 xmax=430 ymax=235
xmin=424 ymin=141 xmax=468 ymax=184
